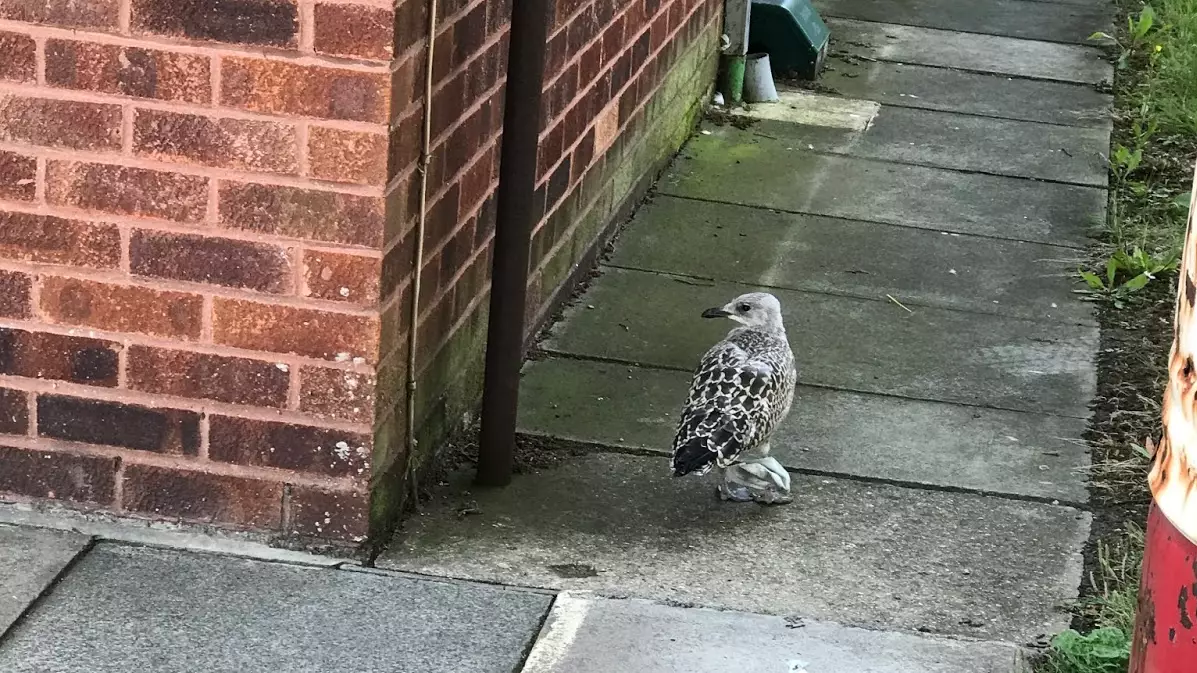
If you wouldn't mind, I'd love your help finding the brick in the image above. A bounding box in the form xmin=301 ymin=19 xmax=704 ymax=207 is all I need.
xmin=429 ymin=22 xmax=454 ymax=85
xmin=298 ymin=366 xmax=375 ymax=424
xmin=122 ymin=463 xmax=282 ymax=527
xmin=302 ymin=249 xmax=380 ymax=305
xmin=130 ymin=230 xmax=293 ymax=294
xmin=289 ymin=486 xmax=368 ymax=539
xmin=0 ymin=32 xmax=35 ymax=82
xmin=0 ymin=0 xmax=118 ymax=29
xmin=387 ymin=110 xmax=422 ymax=176
xmin=486 ymin=0 xmax=510 ymax=32
xmin=579 ymin=41 xmax=602 ymax=88
xmin=0 ymin=328 xmax=121 ymax=387
xmin=380 ymin=230 xmax=414 ymax=299
xmin=308 ymin=127 xmax=388 ymax=186
xmin=127 ymin=345 xmax=290 ymax=407
xmin=392 ymin=0 xmax=428 ymax=54
xmin=46 ymin=161 xmax=208 ymax=223
xmin=221 ymin=58 xmax=388 ymax=123
xmin=430 ymin=72 xmax=465 ymax=138
xmin=0 ymin=388 xmax=27 ymax=434
xmin=134 ymin=109 xmax=298 ymax=174
xmin=38 ymin=395 xmax=200 ymax=455
xmin=219 ymin=181 xmax=384 ymax=247
xmin=132 ymin=0 xmax=298 ymax=48
xmin=453 ymin=4 xmax=487 ymax=67
xmin=0 ymin=271 xmax=30 ymax=319
xmin=459 ymin=147 xmax=494 ymax=216
xmin=213 ymin=298 xmax=379 ymax=362
xmin=389 ymin=51 xmax=421 ymax=118
xmin=602 ymin=15 xmax=625 ymax=61
xmin=313 ymin=3 xmax=393 ymax=60
xmin=209 ymin=415 xmax=370 ymax=477
xmin=546 ymin=155 xmax=570 ymax=209
xmin=46 ymin=40 xmax=210 ymax=104
xmin=40 ymin=277 xmax=204 ymax=339
xmin=0 ymin=96 xmax=121 ymax=152
xmin=545 ymin=29 xmax=569 ymax=80
xmin=0 ymin=445 xmax=116 ymax=503
xmin=0 ymin=149 xmax=36 ymax=201
xmin=0 ymin=213 xmax=121 ymax=269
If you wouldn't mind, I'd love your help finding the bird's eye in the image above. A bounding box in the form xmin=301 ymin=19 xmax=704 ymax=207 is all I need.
xmin=736 ymin=303 xmax=751 ymax=312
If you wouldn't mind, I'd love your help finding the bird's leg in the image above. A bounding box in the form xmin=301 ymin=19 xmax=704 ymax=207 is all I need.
xmin=755 ymin=456 xmax=791 ymax=492
xmin=739 ymin=445 xmax=793 ymax=505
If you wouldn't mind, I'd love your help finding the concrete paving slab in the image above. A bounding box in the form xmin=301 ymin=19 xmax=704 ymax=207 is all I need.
xmin=380 ymin=452 xmax=1089 ymax=642
xmin=541 ymin=267 xmax=1098 ymax=417
xmin=826 ymin=18 xmax=1113 ymax=84
xmin=814 ymin=0 xmax=1113 ymax=44
xmin=608 ymin=196 xmax=1094 ymax=324
xmin=0 ymin=543 xmax=550 ymax=673
xmin=0 ymin=524 xmax=90 ymax=636
xmin=517 ymin=357 xmax=1090 ymax=503
xmin=659 ymin=128 xmax=1104 ymax=247
xmin=816 ymin=61 xmax=1112 ymax=127
xmin=521 ymin=593 xmax=1027 ymax=673
xmin=738 ymin=105 xmax=1109 ymax=186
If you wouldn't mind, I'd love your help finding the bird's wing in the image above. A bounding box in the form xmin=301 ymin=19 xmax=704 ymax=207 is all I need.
xmin=670 ymin=340 xmax=782 ymax=476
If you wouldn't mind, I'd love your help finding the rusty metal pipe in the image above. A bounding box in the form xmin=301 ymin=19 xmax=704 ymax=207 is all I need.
xmin=475 ymin=0 xmax=550 ymax=487
xmin=1130 ymin=159 xmax=1197 ymax=671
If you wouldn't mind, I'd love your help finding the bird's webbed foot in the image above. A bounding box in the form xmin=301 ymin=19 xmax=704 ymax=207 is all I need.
xmin=738 ymin=460 xmax=794 ymax=505
xmin=719 ymin=463 xmax=793 ymax=505
xmin=716 ymin=480 xmax=754 ymax=502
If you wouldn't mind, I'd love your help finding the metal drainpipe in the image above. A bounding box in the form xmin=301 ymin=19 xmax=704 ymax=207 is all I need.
xmin=475 ymin=0 xmax=551 ymax=487
xmin=400 ymin=0 xmax=439 ymax=512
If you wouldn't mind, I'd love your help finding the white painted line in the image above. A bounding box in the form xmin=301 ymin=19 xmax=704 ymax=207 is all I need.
xmin=736 ymin=89 xmax=880 ymax=131
xmin=519 ymin=591 xmax=592 ymax=673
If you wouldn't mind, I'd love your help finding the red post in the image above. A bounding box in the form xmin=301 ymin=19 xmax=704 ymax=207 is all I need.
xmin=1129 ymin=160 xmax=1197 ymax=671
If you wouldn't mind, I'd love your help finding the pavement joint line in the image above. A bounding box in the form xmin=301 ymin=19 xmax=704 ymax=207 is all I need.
xmin=600 ymin=261 xmax=1099 ymax=328
xmin=515 ymin=430 xmax=1093 ymax=512
xmin=830 ymin=53 xmax=1112 ymax=87
xmin=91 ymin=538 xmax=351 ymax=570
xmin=652 ymin=191 xmax=1094 ymax=250
xmin=351 ymin=563 xmax=562 ymax=597
xmin=709 ymin=136 xmax=1112 ymax=191
xmin=0 ymin=502 xmax=353 ymax=568
xmin=511 ymin=595 xmax=559 ymax=673
xmin=518 ymin=592 xmax=590 ymax=673
xmin=585 ymin=261 xmax=1100 ymax=330
xmin=528 ymin=349 xmax=1094 ymax=421
xmin=0 ymin=535 xmax=96 ymax=646
xmin=786 ymin=93 xmax=1113 ymax=130
xmin=821 ymin=13 xmax=1114 ymax=49
xmin=535 ymin=592 xmax=1055 ymax=648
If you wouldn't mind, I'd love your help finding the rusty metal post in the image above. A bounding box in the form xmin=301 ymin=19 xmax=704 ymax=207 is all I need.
xmin=1130 ymin=160 xmax=1197 ymax=671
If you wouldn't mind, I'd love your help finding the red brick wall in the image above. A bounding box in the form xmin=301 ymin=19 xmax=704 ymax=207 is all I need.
xmin=0 ymin=0 xmax=718 ymax=544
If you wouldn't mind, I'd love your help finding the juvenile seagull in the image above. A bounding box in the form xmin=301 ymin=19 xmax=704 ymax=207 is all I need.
xmin=670 ymin=292 xmax=796 ymax=504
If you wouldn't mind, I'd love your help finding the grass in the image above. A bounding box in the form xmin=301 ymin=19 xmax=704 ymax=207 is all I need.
xmin=1037 ymin=1 xmax=1197 ymax=670
xmin=1089 ymin=0 xmax=1197 ymax=276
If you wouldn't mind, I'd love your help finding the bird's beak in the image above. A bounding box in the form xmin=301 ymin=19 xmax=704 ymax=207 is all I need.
xmin=701 ymin=307 xmax=731 ymax=319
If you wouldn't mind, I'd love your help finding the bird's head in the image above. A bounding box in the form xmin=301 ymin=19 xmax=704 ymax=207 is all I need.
xmin=701 ymin=292 xmax=785 ymax=332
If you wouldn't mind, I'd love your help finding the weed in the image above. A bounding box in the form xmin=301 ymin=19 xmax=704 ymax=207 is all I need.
xmin=1077 ymin=246 xmax=1178 ymax=307
xmin=1111 ymin=144 xmax=1144 ymax=180
xmin=1090 ymin=4 xmax=1158 ymax=69
xmin=1039 ymin=628 xmax=1130 ymax=673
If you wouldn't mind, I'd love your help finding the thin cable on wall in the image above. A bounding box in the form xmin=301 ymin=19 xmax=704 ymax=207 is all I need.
xmin=402 ymin=0 xmax=439 ymax=512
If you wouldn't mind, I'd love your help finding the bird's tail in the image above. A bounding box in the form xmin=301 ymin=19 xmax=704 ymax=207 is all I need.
xmin=671 ymin=437 xmax=715 ymax=477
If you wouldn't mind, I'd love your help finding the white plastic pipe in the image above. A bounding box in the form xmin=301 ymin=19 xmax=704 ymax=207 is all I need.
xmin=743 ymin=53 xmax=779 ymax=103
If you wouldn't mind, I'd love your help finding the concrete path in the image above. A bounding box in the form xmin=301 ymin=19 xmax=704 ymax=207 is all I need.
xmin=0 ymin=524 xmax=551 ymax=673
xmin=382 ymin=4 xmax=1114 ymax=671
